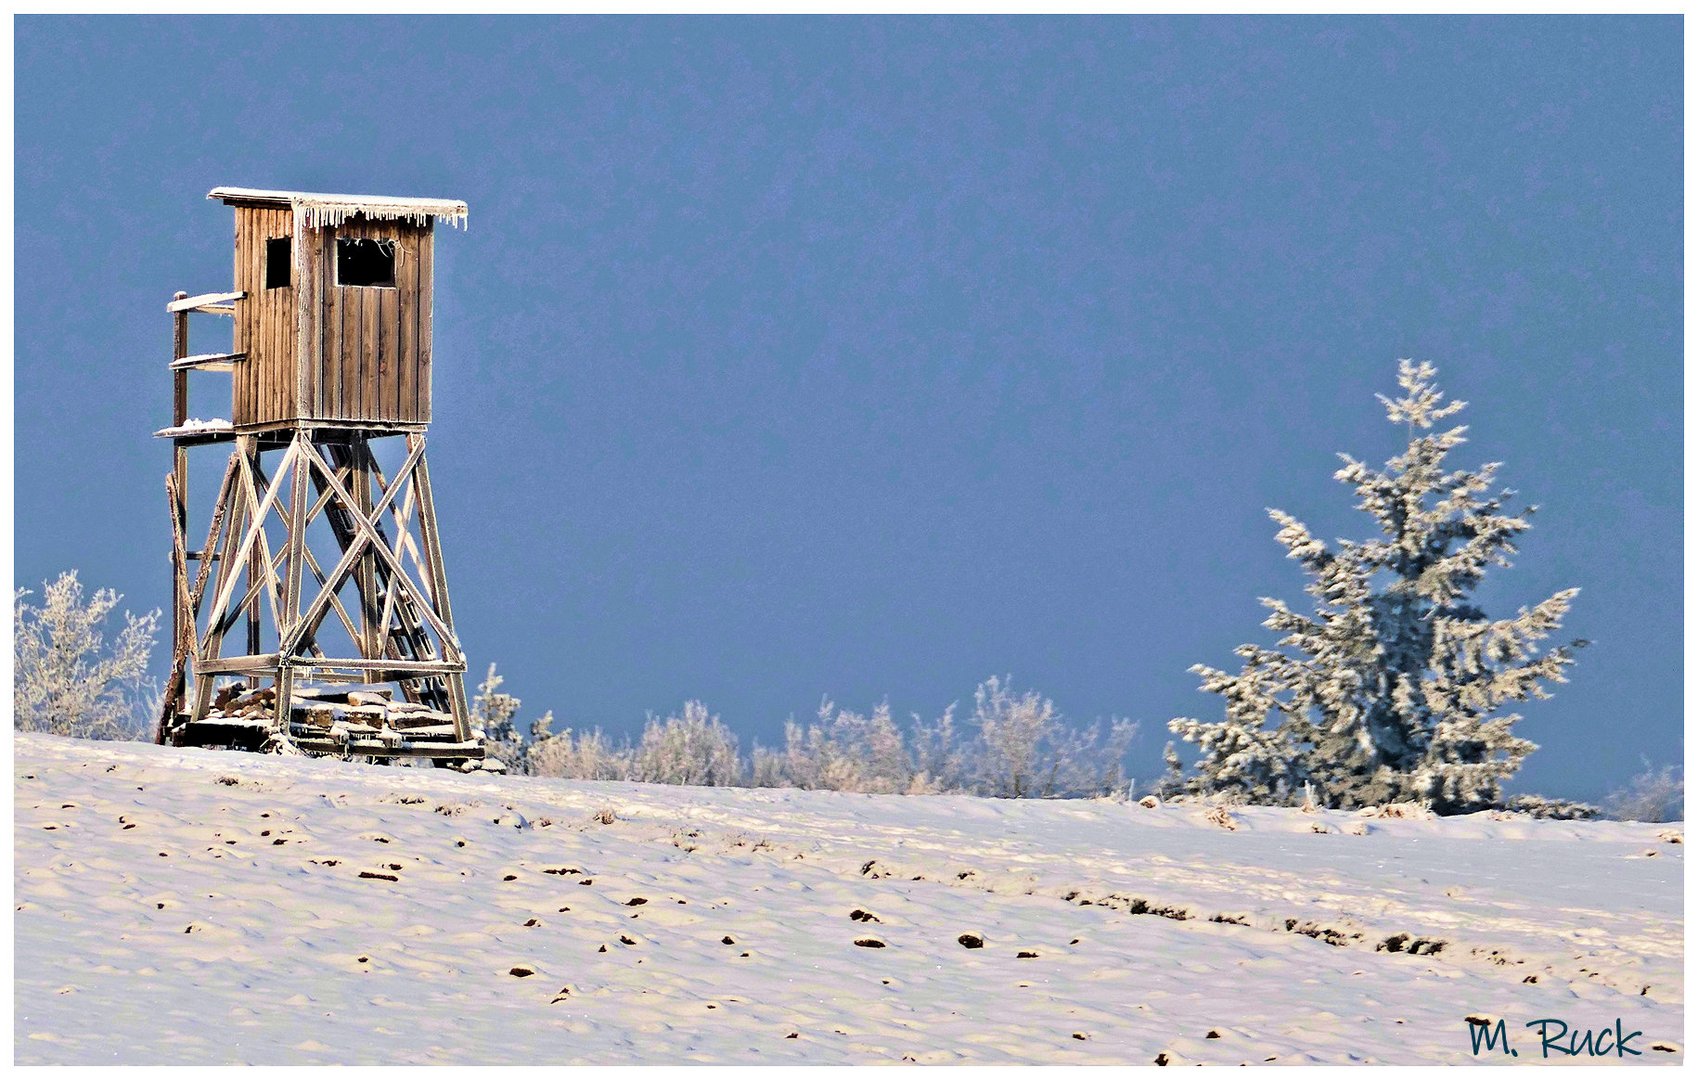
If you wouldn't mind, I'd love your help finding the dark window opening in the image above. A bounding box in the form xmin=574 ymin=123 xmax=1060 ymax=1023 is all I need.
xmin=265 ymin=236 xmax=292 ymax=290
xmin=336 ymin=237 xmax=397 ymax=288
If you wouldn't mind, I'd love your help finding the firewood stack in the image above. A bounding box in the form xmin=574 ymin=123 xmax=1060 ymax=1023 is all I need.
xmin=195 ymin=683 xmax=494 ymax=769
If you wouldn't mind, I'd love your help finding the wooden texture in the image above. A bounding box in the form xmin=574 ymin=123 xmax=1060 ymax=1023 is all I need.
xmin=231 ymin=206 xmax=300 ymax=427
xmin=313 ymin=217 xmax=432 ymax=425
xmin=224 ymin=208 xmax=434 ymax=429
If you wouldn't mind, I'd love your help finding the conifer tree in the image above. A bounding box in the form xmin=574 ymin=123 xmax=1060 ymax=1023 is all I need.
xmin=1168 ymin=361 xmax=1586 ymax=814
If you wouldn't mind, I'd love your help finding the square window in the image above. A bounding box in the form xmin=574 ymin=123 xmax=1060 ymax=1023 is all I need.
xmin=265 ymin=236 xmax=291 ymax=289
xmin=336 ymin=237 xmax=397 ymax=288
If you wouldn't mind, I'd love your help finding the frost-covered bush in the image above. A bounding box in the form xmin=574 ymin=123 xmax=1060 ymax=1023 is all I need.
xmin=1167 ymin=362 xmax=1586 ymax=815
xmin=483 ymin=669 xmax=1134 ymax=799
xmin=965 ymin=676 xmax=1136 ymax=798
xmin=752 ymin=678 xmax=1135 ymax=799
xmin=630 ymin=701 xmax=745 ymax=786
xmin=907 ymin=702 xmax=962 ymax=794
xmin=1603 ymin=762 xmax=1684 ymax=823
xmin=14 ymin=570 xmax=160 ymax=741
xmin=525 ymin=716 xmax=633 ymax=781
xmin=751 ymin=699 xmax=915 ymax=793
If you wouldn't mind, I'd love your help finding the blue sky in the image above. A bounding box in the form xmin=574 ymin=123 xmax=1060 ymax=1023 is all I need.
xmin=14 ymin=16 xmax=1681 ymax=800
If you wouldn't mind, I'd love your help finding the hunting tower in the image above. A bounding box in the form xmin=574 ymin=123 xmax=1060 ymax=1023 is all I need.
xmin=158 ymin=187 xmax=485 ymax=767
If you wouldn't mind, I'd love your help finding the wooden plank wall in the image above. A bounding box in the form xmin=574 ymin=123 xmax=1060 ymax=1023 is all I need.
xmin=229 ymin=209 xmax=433 ymax=428
xmin=231 ymin=206 xmax=299 ymax=427
xmin=315 ymin=218 xmax=432 ymax=425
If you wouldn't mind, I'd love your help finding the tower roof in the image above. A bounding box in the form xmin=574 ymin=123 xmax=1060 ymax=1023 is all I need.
xmin=207 ymin=187 xmax=468 ymax=230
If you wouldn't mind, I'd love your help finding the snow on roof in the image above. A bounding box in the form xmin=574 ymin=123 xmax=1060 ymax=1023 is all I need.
xmin=207 ymin=187 xmax=468 ymax=230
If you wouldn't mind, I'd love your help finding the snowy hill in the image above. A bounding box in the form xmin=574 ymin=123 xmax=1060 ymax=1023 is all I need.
xmin=13 ymin=733 xmax=1684 ymax=1065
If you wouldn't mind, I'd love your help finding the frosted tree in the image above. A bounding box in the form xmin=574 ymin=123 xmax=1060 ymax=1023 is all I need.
xmin=1603 ymin=761 xmax=1684 ymax=823
xmin=1168 ymin=361 xmax=1586 ymax=814
xmin=907 ymin=703 xmax=961 ymax=795
xmin=14 ymin=571 xmax=160 ymax=740
xmin=471 ymin=663 xmax=526 ymax=771
xmin=630 ymin=701 xmax=746 ymax=786
xmin=752 ymin=699 xmax=915 ymax=793
xmin=525 ymin=715 xmax=634 ymax=780
xmin=964 ymin=676 xmax=1133 ymax=798
xmin=971 ymin=676 xmax=1056 ymax=798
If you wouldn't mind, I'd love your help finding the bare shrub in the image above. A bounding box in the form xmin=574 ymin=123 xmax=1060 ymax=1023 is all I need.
xmin=1203 ymin=805 xmax=1238 ymax=831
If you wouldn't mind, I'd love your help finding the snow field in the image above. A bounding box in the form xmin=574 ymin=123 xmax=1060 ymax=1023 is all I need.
xmin=13 ymin=734 xmax=1683 ymax=1064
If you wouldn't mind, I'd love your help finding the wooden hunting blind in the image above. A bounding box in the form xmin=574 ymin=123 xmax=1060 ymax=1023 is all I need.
xmin=157 ymin=187 xmax=488 ymax=767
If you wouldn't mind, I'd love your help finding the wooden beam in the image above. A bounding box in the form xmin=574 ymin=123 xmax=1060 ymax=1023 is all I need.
xmin=168 ymin=351 xmax=248 ymax=372
xmin=198 ymin=439 xmax=296 ymax=656
xmin=295 ymin=657 xmax=467 ymax=674
xmin=165 ymin=291 xmax=190 ymax=739
xmin=160 ymin=473 xmax=190 ymax=742
xmin=188 ymin=448 xmax=251 ymax=727
xmin=409 ymin=434 xmax=472 ymax=739
xmin=277 ymin=432 xmax=313 ymax=724
xmin=167 ymin=290 xmax=244 ymax=313
xmin=285 ymin=439 xmax=454 ymax=653
xmin=238 ymin=448 xmax=278 ymax=658
xmin=352 ymin=443 xmax=381 ymax=658
xmin=300 ymin=543 xmax=363 ymax=648
xmin=195 ymin=654 xmax=282 ymax=676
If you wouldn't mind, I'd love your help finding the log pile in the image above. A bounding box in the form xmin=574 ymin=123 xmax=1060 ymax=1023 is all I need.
xmin=205 ymin=684 xmax=457 ymax=735
xmin=193 ymin=682 xmax=492 ymax=768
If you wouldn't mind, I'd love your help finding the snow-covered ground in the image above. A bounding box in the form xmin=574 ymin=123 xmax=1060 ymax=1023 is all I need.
xmin=13 ymin=732 xmax=1684 ymax=1065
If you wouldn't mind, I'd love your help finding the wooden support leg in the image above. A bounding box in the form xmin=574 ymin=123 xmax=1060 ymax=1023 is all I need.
xmin=190 ymin=444 xmax=254 ymax=728
xmin=168 ymin=293 xmax=188 ymax=733
xmin=162 ymin=474 xmax=190 ymax=742
xmin=275 ymin=662 xmax=296 ymax=735
xmin=245 ymin=445 xmax=264 ymax=669
xmin=276 ymin=432 xmax=313 ymax=731
xmin=409 ymin=435 xmax=473 ymax=742
xmin=163 ymin=456 xmax=238 ymax=738
xmin=353 ymin=443 xmax=383 ymax=659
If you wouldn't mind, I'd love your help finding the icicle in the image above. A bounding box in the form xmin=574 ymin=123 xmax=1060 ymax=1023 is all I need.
xmin=292 ymin=195 xmax=468 ymax=231
xmin=210 ymin=188 xmax=469 ymax=229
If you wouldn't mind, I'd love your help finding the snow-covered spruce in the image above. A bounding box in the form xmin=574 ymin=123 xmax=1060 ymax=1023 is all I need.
xmin=1167 ymin=361 xmax=1588 ymax=816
